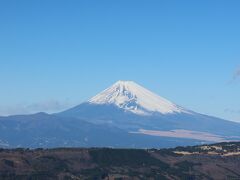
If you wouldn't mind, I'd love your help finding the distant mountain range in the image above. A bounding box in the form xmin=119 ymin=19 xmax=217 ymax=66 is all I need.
xmin=0 ymin=81 xmax=239 ymax=148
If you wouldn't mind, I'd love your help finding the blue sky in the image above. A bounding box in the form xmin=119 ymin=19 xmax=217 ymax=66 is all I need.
xmin=0 ymin=0 xmax=240 ymax=122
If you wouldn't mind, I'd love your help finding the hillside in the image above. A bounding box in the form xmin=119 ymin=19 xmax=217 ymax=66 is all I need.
xmin=0 ymin=142 xmax=239 ymax=180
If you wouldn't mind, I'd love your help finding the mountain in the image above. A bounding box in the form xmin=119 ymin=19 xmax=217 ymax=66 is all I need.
xmin=0 ymin=112 xmax=131 ymax=148
xmin=60 ymin=81 xmax=240 ymax=142
xmin=89 ymin=80 xmax=189 ymax=115
xmin=0 ymin=80 xmax=239 ymax=148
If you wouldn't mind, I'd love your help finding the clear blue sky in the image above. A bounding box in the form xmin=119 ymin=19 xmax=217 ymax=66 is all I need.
xmin=0 ymin=0 xmax=240 ymax=122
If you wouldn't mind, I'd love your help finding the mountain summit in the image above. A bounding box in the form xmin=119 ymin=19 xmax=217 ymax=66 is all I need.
xmin=89 ymin=81 xmax=188 ymax=115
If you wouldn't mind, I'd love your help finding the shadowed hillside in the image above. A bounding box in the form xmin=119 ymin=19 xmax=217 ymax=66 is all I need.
xmin=0 ymin=142 xmax=239 ymax=180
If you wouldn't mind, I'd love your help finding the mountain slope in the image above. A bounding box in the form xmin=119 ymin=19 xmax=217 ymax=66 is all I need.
xmin=0 ymin=113 xmax=203 ymax=148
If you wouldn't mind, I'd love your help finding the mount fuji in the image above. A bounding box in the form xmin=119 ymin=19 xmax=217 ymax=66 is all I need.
xmin=60 ymin=81 xmax=240 ymax=143
xmin=61 ymin=80 xmax=190 ymax=120
xmin=89 ymin=80 xmax=189 ymax=115
xmin=0 ymin=81 xmax=240 ymax=148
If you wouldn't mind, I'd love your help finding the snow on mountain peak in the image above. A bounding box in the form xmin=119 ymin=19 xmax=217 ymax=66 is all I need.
xmin=88 ymin=81 xmax=189 ymax=115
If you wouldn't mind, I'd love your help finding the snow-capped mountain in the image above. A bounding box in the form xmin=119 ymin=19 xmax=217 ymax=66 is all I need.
xmin=60 ymin=80 xmax=240 ymax=144
xmin=0 ymin=80 xmax=240 ymax=148
xmin=89 ymin=81 xmax=189 ymax=115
